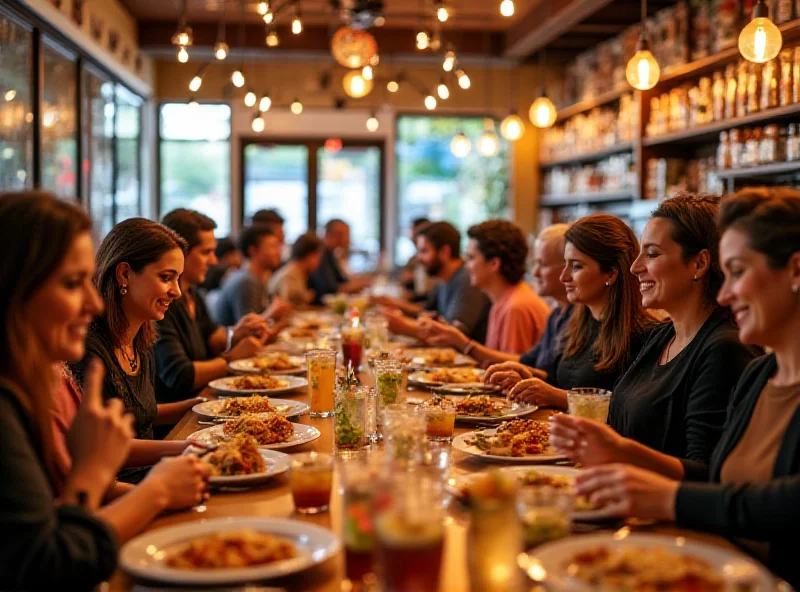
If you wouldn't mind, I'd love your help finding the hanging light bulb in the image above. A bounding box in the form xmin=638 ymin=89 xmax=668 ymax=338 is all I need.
xmin=214 ymin=41 xmax=229 ymax=60
xmin=443 ymin=49 xmax=456 ymax=72
xmin=416 ymin=31 xmax=430 ymax=50
xmin=291 ymin=99 xmax=303 ymax=114
xmin=500 ymin=0 xmax=515 ymax=16
xmin=259 ymin=94 xmax=272 ymax=112
xmin=343 ymin=71 xmax=373 ymax=98
xmin=5 ymin=90 xmax=16 ymax=102
xmin=244 ymin=90 xmax=257 ymax=107
xmin=529 ymin=91 xmax=557 ymax=128
xmin=450 ymin=132 xmax=471 ymax=158
xmin=266 ymin=29 xmax=280 ymax=47
xmin=625 ymin=37 xmax=660 ymax=90
xmin=292 ymin=5 xmax=303 ymax=35
xmin=456 ymin=69 xmax=471 ymax=89
xmin=189 ymin=75 xmax=203 ymax=92
xmin=252 ymin=114 xmax=265 ymax=133
xmin=500 ymin=111 xmax=525 ymax=141
xmin=263 ymin=11 xmax=274 ymax=24
xmin=387 ymin=80 xmax=399 ymax=93
xmin=739 ymin=0 xmax=782 ymax=63
xmin=362 ymin=65 xmax=374 ymax=81
xmin=366 ymin=113 xmax=379 ymax=132
xmin=177 ymin=46 xmax=189 ymax=63
xmin=424 ymin=94 xmax=437 ymax=110
xmin=437 ymin=80 xmax=450 ymax=100
xmin=257 ymin=1 xmax=269 ymax=16
xmin=437 ymin=4 xmax=449 ymax=22
xmin=172 ymin=26 xmax=193 ymax=48
xmin=429 ymin=30 xmax=442 ymax=51
xmin=231 ymin=69 xmax=245 ymax=88
xmin=477 ymin=124 xmax=500 ymax=157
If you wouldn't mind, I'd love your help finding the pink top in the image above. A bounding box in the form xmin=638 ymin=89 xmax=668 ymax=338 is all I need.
xmin=51 ymin=364 xmax=81 ymax=495
xmin=485 ymin=282 xmax=551 ymax=354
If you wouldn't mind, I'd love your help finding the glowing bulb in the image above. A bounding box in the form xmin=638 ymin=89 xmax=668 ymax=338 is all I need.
xmin=4 ymin=90 xmax=16 ymax=101
xmin=291 ymin=100 xmax=303 ymax=115
xmin=189 ymin=75 xmax=202 ymax=92
xmin=625 ymin=39 xmax=660 ymax=90
xmin=500 ymin=0 xmax=515 ymax=16
xmin=529 ymin=95 xmax=557 ymax=128
xmin=177 ymin=46 xmax=189 ymax=62
xmin=366 ymin=115 xmax=379 ymax=132
xmin=172 ymin=28 xmax=192 ymax=47
xmin=214 ymin=41 xmax=228 ymax=60
xmin=500 ymin=113 xmax=525 ymax=141
xmin=369 ymin=54 xmax=380 ymax=66
xmin=344 ymin=71 xmax=373 ymax=98
xmin=456 ymin=69 xmax=471 ymax=89
xmin=257 ymin=1 xmax=269 ymax=15
xmin=443 ymin=50 xmax=456 ymax=72
xmin=477 ymin=130 xmax=500 ymax=157
xmin=450 ymin=132 xmax=471 ymax=158
xmin=231 ymin=70 xmax=245 ymax=88
xmin=244 ymin=90 xmax=257 ymax=107
xmin=292 ymin=17 xmax=302 ymax=34
xmin=437 ymin=82 xmax=450 ymax=100
xmin=739 ymin=4 xmax=782 ymax=63
xmin=375 ymin=15 xmax=386 ymax=26
xmin=252 ymin=115 xmax=265 ymax=132
xmin=425 ymin=95 xmax=437 ymax=110
xmin=266 ymin=30 xmax=280 ymax=47
xmin=416 ymin=31 xmax=429 ymax=50
xmin=263 ymin=11 xmax=274 ymax=24
xmin=437 ymin=6 xmax=449 ymax=22
xmin=362 ymin=65 xmax=374 ymax=81
xmin=387 ymin=80 xmax=399 ymax=93
xmin=259 ymin=95 xmax=272 ymax=112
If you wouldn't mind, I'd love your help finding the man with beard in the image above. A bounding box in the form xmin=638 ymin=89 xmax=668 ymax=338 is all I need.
xmin=377 ymin=221 xmax=491 ymax=343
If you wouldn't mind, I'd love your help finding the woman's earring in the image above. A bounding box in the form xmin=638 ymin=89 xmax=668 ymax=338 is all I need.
xmin=693 ymin=274 xmax=699 ymax=282
xmin=120 ymin=285 xmax=128 ymax=296
xmin=605 ymin=280 xmax=610 ymax=287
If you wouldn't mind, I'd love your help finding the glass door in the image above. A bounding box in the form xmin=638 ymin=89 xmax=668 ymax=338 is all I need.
xmin=41 ymin=39 xmax=78 ymax=198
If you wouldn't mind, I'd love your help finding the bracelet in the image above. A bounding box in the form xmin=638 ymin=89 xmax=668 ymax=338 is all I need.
xmin=463 ymin=340 xmax=476 ymax=356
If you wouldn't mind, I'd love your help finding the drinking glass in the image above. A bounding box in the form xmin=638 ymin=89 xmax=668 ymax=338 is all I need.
xmin=364 ymin=386 xmax=380 ymax=444
xmin=290 ymin=452 xmax=334 ymax=514
xmin=306 ymin=349 xmax=337 ymax=418
xmin=517 ymin=486 xmax=573 ymax=548
xmin=422 ymin=396 xmax=457 ymax=441
xmin=567 ymin=387 xmax=612 ymax=422
xmin=335 ymin=385 xmax=368 ymax=450
xmin=365 ymin=313 xmax=390 ymax=351
xmin=341 ymin=457 xmax=382 ymax=584
xmin=341 ymin=324 xmax=366 ymax=372
xmin=421 ymin=439 xmax=451 ymax=482
xmin=382 ymin=403 xmax=426 ymax=465
xmin=374 ymin=360 xmax=406 ymax=427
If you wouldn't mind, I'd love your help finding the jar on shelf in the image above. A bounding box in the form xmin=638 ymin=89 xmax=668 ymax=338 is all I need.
xmin=725 ymin=63 xmax=738 ymax=120
xmin=760 ymin=125 xmax=780 ymax=164
xmin=786 ymin=125 xmax=798 ymax=161
xmin=717 ymin=131 xmax=732 ymax=170
xmin=760 ymin=59 xmax=778 ymax=111
xmin=743 ymin=128 xmax=761 ymax=167
xmin=712 ymin=71 xmax=725 ymax=121
xmin=747 ymin=63 xmax=762 ymax=115
xmin=698 ymin=77 xmax=713 ymax=125
xmin=780 ymin=49 xmax=793 ymax=107
xmin=730 ymin=128 xmax=744 ymax=169
xmin=736 ymin=60 xmax=749 ymax=117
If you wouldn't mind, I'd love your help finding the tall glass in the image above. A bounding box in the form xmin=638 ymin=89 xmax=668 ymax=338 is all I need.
xmin=382 ymin=403 xmax=426 ymax=466
xmin=374 ymin=360 xmax=406 ymax=427
xmin=365 ymin=313 xmax=390 ymax=351
xmin=335 ymin=384 xmax=367 ymax=450
xmin=306 ymin=349 xmax=337 ymax=418
xmin=373 ymin=472 xmax=445 ymax=592
xmin=364 ymin=386 xmax=380 ymax=444
xmin=341 ymin=457 xmax=381 ymax=584
xmin=341 ymin=325 xmax=366 ymax=372
xmin=567 ymin=387 xmax=612 ymax=422
xmin=290 ymin=452 xmax=334 ymax=514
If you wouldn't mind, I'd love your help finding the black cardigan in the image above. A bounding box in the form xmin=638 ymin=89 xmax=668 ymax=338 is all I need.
xmin=676 ymin=354 xmax=800 ymax=586
xmin=0 ymin=388 xmax=118 ymax=590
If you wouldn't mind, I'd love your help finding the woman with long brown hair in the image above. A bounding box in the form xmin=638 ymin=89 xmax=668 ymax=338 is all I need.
xmin=486 ymin=214 xmax=659 ymax=408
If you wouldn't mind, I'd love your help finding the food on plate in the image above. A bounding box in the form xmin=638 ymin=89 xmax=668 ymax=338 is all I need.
xmin=222 ymin=413 xmax=294 ymax=445
xmin=425 ymin=368 xmax=483 ymax=384
xmin=219 ymin=395 xmax=275 ymax=416
xmin=564 ymin=546 xmax=724 ymax=592
xmin=251 ymin=353 xmax=297 ymax=371
xmin=367 ymin=350 xmax=413 ymax=368
xmin=200 ymin=434 xmax=266 ymax=476
xmin=466 ymin=419 xmax=550 ymax=457
xmin=165 ymin=529 xmax=297 ymax=569
xmin=230 ymin=375 xmax=289 ymax=391
xmin=397 ymin=347 xmax=457 ymax=365
xmin=522 ymin=470 xmax=598 ymax=512
xmin=285 ymin=326 xmax=316 ymax=339
xmin=455 ymin=395 xmax=509 ymax=416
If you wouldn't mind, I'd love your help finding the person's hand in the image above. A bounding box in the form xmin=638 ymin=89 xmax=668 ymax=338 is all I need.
xmin=144 ymin=455 xmax=211 ymax=510
xmin=575 ymin=464 xmax=679 ymax=521
xmin=67 ymin=358 xmax=135 ymax=482
xmin=264 ymin=297 xmax=292 ymax=322
xmin=508 ymin=377 xmax=567 ymax=409
xmin=370 ymin=294 xmax=399 ymax=308
xmin=484 ymin=361 xmax=534 ymax=387
xmin=225 ymin=336 xmax=262 ymax=361
xmin=549 ymin=414 xmax=628 ymax=467
xmin=379 ymin=306 xmax=418 ymax=335
xmin=233 ymin=313 xmax=269 ymax=343
xmin=417 ymin=317 xmax=465 ymax=348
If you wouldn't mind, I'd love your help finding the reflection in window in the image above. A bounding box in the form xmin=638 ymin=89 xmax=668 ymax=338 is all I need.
xmin=243 ymin=144 xmax=309 ymax=243
xmin=395 ymin=116 xmax=510 ymax=265
xmin=85 ymin=71 xmax=114 ymax=234
xmin=42 ymin=41 xmax=77 ymax=198
xmin=160 ymin=103 xmax=231 ymax=235
xmin=0 ymin=16 xmax=33 ymax=190
xmin=115 ymin=86 xmax=141 ymax=222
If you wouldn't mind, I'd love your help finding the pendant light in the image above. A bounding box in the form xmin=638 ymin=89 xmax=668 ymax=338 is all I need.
xmin=252 ymin=113 xmax=265 ymax=132
xmin=366 ymin=112 xmax=379 ymax=132
xmin=500 ymin=0 xmax=515 ymax=17
xmin=213 ymin=1 xmax=228 ymax=60
xmin=739 ymin=0 xmax=782 ymax=63
xmin=477 ymin=119 xmax=500 ymax=157
xmin=450 ymin=132 xmax=472 ymax=158
xmin=437 ymin=79 xmax=450 ymax=100
xmin=259 ymin=94 xmax=272 ymax=112
xmin=500 ymin=70 xmax=525 ymax=141
xmin=528 ymin=51 xmax=556 ymax=129
xmin=626 ymin=0 xmax=660 ymax=90
xmin=244 ymin=89 xmax=257 ymax=107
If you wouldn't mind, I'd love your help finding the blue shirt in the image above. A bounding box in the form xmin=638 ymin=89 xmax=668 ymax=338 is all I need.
xmin=519 ymin=304 xmax=574 ymax=369
xmin=426 ymin=263 xmax=491 ymax=344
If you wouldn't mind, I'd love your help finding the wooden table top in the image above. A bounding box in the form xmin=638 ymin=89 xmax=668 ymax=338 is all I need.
xmin=109 ymin=367 xmax=741 ymax=592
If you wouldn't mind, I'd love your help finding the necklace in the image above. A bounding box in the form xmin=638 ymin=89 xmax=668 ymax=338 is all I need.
xmin=664 ymin=335 xmax=676 ymax=364
xmin=120 ymin=345 xmax=138 ymax=373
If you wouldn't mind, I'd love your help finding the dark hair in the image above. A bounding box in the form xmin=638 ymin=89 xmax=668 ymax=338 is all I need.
xmin=719 ymin=187 xmax=800 ymax=269
xmin=161 ymin=208 xmax=216 ymax=251
xmin=416 ymin=221 xmax=461 ymax=259
xmin=467 ymin=220 xmax=529 ymax=284
xmin=652 ymin=193 xmax=723 ymax=306
xmin=252 ymin=209 xmax=285 ymax=226
xmin=325 ymin=219 xmax=348 ymax=234
xmin=291 ymin=233 xmax=323 ymax=260
xmin=412 ymin=217 xmax=431 ymax=229
xmin=563 ymin=214 xmax=658 ymax=372
xmin=95 ymin=218 xmax=187 ymax=357
xmin=239 ymin=224 xmax=275 ymax=258
xmin=215 ymin=237 xmax=238 ymax=258
xmin=0 ymin=191 xmax=92 ymax=476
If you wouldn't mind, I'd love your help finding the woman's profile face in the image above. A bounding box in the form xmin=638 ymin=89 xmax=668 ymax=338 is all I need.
xmin=123 ymin=248 xmax=184 ymax=323
xmin=560 ymin=242 xmax=609 ymax=309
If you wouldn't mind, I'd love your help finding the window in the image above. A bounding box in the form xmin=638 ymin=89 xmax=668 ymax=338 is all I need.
xmin=395 ymin=115 xmax=510 ymax=265
xmin=115 ymin=86 xmax=142 ymax=222
xmin=160 ymin=102 xmax=231 ymax=235
xmin=84 ymin=69 xmax=114 ymax=234
xmin=42 ymin=40 xmax=77 ymax=198
xmin=0 ymin=15 xmax=33 ymax=190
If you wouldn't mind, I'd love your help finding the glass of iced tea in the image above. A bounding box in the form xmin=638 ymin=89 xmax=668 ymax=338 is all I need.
xmin=290 ymin=452 xmax=334 ymax=514
xmin=567 ymin=387 xmax=612 ymax=423
xmin=306 ymin=349 xmax=337 ymax=418
xmin=341 ymin=324 xmax=366 ymax=372
xmin=422 ymin=395 xmax=457 ymax=441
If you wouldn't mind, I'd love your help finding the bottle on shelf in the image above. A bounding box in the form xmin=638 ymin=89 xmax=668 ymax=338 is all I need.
xmin=712 ymin=71 xmax=725 ymax=121
xmin=780 ymin=49 xmax=793 ymax=107
xmin=717 ymin=131 xmax=732 ymax=170
xmin=725 ymin=63 xmax=737 ymax=120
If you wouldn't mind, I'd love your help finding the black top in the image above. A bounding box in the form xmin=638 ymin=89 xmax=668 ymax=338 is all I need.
xmin=69 ymin=319 xmax=158 ymax=440
xmin=609 ymin=308 xmax=759 ymax=466
xmin=308 ymin=248 xmax=347 ymax=304
xmin=519 ymin=304 xmax=574 ymax=369
xmin=154 ymin=288 xmax=219 ymax=402
xmin=0 ymin=388 xmax=118 ymax=590
xmin=676 ymin=354 xmax=800 ymax=587
xmin=425 ymin=264 xmax=492 ymax=344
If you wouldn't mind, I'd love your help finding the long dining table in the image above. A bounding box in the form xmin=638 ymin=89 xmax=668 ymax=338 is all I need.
xmin=108 ymin=360 xmax=747 ymax=591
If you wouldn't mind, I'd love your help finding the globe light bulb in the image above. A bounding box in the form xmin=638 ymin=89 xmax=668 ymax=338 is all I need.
xmin=437 ymin=82 xmax=450 ymax=100
xmin=343 ymin=71 xmax=373 ymax=98
xmin=437 ymin=6 xmax=449 ymax=22
xmin=450 ymin=132 xmax=471 ymax=158
xmin=257 ymin=2 xmax=269 ymax=16
xmin=244 ymin=90 xmax=257 ymax=107
xmin=456 ymin=69 xmax=471 ymax=89
xmin=443 ymin=50 xmax=456 ymax=72
xmin=529 ymin=94 xmax=557 ymax=128
xmin=292 ymin=16 xmax=303 ymax=34
xmin=263 ymin=11 xmax=274 ymax=24
xmin=177 ymin=46 xmax=189 ymax=63
xmin=500 ymin=0 xmax=515 ymax=16
xmin=370 ymin=54 xmax=380 ymax=67
xmin=387 ymin=80 xmax=399 ymax=93
xmin=625 ymin=38 xmax=660 ymax=90
xmin=366 ymin=115 xmax=379 ymax=132
xmin=266 ymin=30 xmax=280 ymax=47
xmin=5 ymin=90 xmax=16 ymax=102
xmin=500 ymin=113 xmax=525 ymax=141
xmin=232 ymin=70 xmax=245 ymax=88
xmin=214 ymin=41 xmax=229 ymax=60
xmin=259 ymin=95 xmax=272 ymax=112
xmin=425 ymin=94 xmax=437 ymax=110
xmin=362 ymin=65 xmax=374 ymax=81
xmin=739 ymin=2 xmax=782 ymax=63
xmin=477 ymin=130 xmax=500 ymax=157
xmin=252 ymin=115 xmax=265 ymax=133
xmin=416 ymin=31 xmax=429 ymax=50
xmin=189 ymin=75 xmax=202 ymax=92
xmin=291 ymin=100 xmax=303 ymax=115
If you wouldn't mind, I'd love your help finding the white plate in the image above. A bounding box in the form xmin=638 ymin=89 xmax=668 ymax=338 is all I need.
xmin=452 ymin=428 xmax=567 ymax=463
xmin=209 ymin=375 xmax=308 ymax=395
xmin=201 ymin=449 xmax=290 ymax=487
xmin=408 ymin=368 xmax=491 ymax=389
xmin=188 ymin=422 xmax=321 ymax=450
xmin=119 ymin=516 xmax=341 ymax=585
xmin=229 ymin=355 xmax=307 ymax=375
xmin=455 ymin=399 xmax=538 ymax=422
xmin=192 ymin=398 xmax=310 ymax=420
xmin=525 ymin=532 xmax=776 ymax=591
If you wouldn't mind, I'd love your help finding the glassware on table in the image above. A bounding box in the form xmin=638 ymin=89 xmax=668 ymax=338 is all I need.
xmin=382 ymin=403 xmax=426 ymax=466
xmin=364 ymin=386 xmax=380 ymax=444
xmin=567 ymin=387 xmax=612 ymax=422
xmin=421 ymin=439 xmax=451 ymax=482
xmin=335 ymin=384 xmax=368 ymax=451
xmin=373 ymin=471 xmax=445 ymax=592
xmin=374 ymin=359 xmax=406 ymax=427
xmin=364 ymin=312 xmax=390 ymax=350
xmin=341 ymin=456 xmax=382 ymax=584
xmin=289 ymin=452 xmax=334 ymax=514
xmin=517 ymin=485 xmax=573 ymax=548
xmin=341 ymin=324 xmax=366 ymax=372
xmin=422 ymin=395 xmax=457 ymax=441
xmin=306 ymin=349 xmax=337 ymax=418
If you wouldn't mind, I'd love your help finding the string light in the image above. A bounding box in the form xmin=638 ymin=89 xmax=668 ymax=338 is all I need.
xmin=259 ymin=94 xmax=272 ymax=112
xmin=292 ymin=5 xmax=303 ymax=34
xmin=477 ymin=128 xmax=500 ymax=157
xmin=416 ymin=31 xmax=430 ymax=50
xmin=387 ymin=80 xmax=399 ymax=93
xmin=424 ymin=94 xmax=437 ymax=110
xmin=500 ymin=112 xmax=525 ymax=141
xmin=739 ymin=0 xmax=782 ymax=63
xmin=369 ymin=54 xmax=380 ymax=66
xmin=366 ymin=112 xmax=379 ymax=132
xmin=291 ymin=99 xmax=303 ymax=114
xmin=266 ymin=29 xmax=280 ymax=47
xmin=257 ymin=2 xmax=269 ymax=16
xmin=456 ymin=69 xmax=471 ymax=89
xmin=450 ymin=132 xmax=471 ymax=158
xmin=443 ymin=49 xmax=456 ymax=72
xmin=214 ymin=41 xmax=229 ymax=60
xmin=252 ymin=113 xmax=265 ymax=132
xmin=231 ymin=69 xmax=245 ymax=88
xmin=189 ymin=75 xmax=203 ymax=92
xmin=344 ymin=71 xmax=373 ymax=98
xmin=437 ymin=5 xmax=450 ymax=22
xmin=177 ymin=46 xmax=189 ymax=63
xmin=437 ymin=80 xmax=450 ymax=100
xmin=4 ymin=90 xmax=16 ymax=101
xmin=500 ymin=0 xmax=515 ymax=17
xmin=244 ymin=90 xmax=257 ymax=107
xmin=263 ymin=11 xmax=274 ymax=24
xmin=626 ymin=0 xmax=660 ymax=90
xmin=362 ymin=65 xmax=374 ymax=81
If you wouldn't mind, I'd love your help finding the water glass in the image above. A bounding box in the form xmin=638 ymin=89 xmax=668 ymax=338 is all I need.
xmin=567 ymin=387 xmax=612 ymax=422
xmin=335 ymin=385 xmax=368 ymax=451
xmin=341 ymin=456 xmax=383 ymax=584
xmin=382 ymin=403 xmax=426 ymax=465
xmin=365 ymin=313 xmax=390 ymax=350
xmin=290 ymin=452 xmax=334 ymax=514
xmin=517 ymin=486 xmax=573 ymax=548
xmin=364 ymin=386 xmax=380 ymax=444
xmin=374 ymin=359 xmax=406 ymax=427
xmin=421 ymin=439 xmax=451 ymax=482
xmin=306 ymin=349 xmax=337 ymax=418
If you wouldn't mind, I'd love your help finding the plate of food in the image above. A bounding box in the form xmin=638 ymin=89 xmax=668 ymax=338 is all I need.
xmin=453 ymin=395 xmax=537 ymax=421
xmin=192 ymin=396 xmax=310 ymax=420
xmin=229 ymin=353 xmax=306 ymax=375
xmin=408 ymin=368 xmax=498 ymax=393
xmin=119 ymin=516 xmax=341 ymax=585
xmin=523 ymin=532 xmax=776 ymax=592
xmin=188 ymin=414 xmax=321 ymax=450
xmin=452 ymin=419 xmax=567 ymax=463
xmin=394 ymin=347 xmax=477 ymax=368
xmin=209 ymin=375 xmax=307 ymax=395
xmin=187 ymin=435 xmax=290 ymax=487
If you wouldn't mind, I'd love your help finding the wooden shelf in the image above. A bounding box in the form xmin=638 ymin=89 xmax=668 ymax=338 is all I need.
xmin=540 ymin=142 xmax=635 ymax=168
xmin=643 ymin=102 xmax=800 ymax=147
xmin=555 ymin=86 xmax=630 ymax=122
xmin=716 ymin=161 xmax=800 ymax=179
xmin=540 ymin=191 xmax=635 ymax=207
